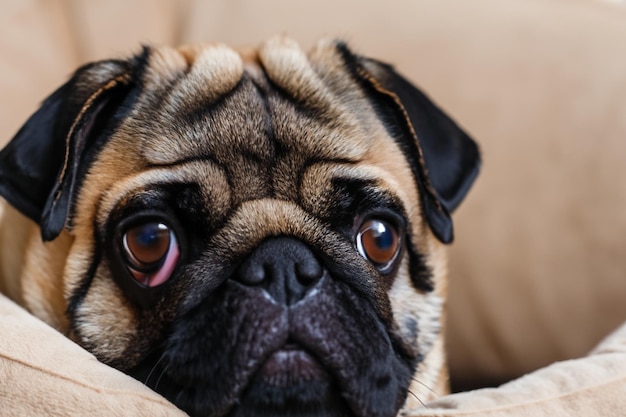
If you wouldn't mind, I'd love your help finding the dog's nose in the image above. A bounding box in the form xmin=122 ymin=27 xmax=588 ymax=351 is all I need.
xmin=235 ymin=237 xmax=323 ymax=306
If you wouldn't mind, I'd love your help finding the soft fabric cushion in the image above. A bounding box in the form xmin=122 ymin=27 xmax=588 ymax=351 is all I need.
xmin=0 ymin=294 xmax=187 ymax=417
xmin=411 ymin=322 xmax=626 ymax=416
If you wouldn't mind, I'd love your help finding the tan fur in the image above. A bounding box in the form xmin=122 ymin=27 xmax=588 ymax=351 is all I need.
xmin=0 ymin=205 xmax=72 ymax=332
xmin=0 ymin=37 xmax=453 ymax=414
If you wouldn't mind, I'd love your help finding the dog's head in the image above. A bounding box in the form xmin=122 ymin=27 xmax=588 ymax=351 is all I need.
xmin=0 ymin=38 xmax=479 ymax=417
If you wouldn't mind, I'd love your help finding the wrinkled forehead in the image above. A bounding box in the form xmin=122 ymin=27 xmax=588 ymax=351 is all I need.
xmin=90 ymin=37 xmax=422 ymax=246
xmin=121 ymin=37 xmax=383 ymax=168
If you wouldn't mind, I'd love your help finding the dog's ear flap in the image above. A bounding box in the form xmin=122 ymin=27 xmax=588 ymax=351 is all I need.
xmin=0 ymin=59 xmax=137 ymax=241
xmin=337 ymin=44 xmax=480 ymax=243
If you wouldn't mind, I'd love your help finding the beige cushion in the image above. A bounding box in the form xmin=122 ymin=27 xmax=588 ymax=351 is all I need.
xmin=0 ymin=294 xmax=187 ymax=417
xmin=411 ymin=322 xmax=626 ymax=416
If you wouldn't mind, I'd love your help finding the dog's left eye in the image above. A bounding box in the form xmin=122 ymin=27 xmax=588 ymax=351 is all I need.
xmin=121 ymin=222 xmax=180 ymax=287
xmin=356 ymin=219 xmax=401 ymax=272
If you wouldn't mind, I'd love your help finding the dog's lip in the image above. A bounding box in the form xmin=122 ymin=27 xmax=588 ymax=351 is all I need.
xmin=254 ymin=341 xmax=329 ymax=387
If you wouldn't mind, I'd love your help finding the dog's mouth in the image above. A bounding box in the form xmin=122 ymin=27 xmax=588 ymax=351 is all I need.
xmin=130 ymin=331 xmax=353 ymax=417
xmin=228 ymin=340 xmax=353 ymax=417
xmin=254 ymin=341 xmax=328 ymax=387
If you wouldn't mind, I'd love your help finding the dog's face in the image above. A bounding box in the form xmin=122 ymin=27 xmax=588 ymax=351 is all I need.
xmin=0 ymin=38 xmax=479 ymax=417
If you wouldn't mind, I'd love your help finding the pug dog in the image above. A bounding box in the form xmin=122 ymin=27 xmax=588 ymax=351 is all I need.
xmin=0 ymin=37 xmax=479 ymax=417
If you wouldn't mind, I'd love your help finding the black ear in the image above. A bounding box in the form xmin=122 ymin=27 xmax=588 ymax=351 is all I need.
xmin=0 ymin=58 xmax=138 ymax=241
xmin=337 ymin=44 xmax=480 ymax=243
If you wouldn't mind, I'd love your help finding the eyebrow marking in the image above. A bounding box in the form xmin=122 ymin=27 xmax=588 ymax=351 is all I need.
xmin=145 ymin=155 xmax=223 ymax=169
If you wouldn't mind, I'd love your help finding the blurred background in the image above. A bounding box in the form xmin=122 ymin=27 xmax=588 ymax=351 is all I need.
xmin=1 ymin=0 xmax=625 ymax=391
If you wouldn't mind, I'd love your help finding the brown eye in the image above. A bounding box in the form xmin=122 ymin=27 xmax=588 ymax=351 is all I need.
xmin=121 ymin=221 xmax=180 ymax=288
xmin=356 ymin=219 xmax=401 ymax=269
xmin=123 ymin=222 xmax=171 ymax=271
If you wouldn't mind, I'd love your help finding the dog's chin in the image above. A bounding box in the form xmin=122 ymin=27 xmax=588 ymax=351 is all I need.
xmin=128 ymin=343 xmax=353 ymax=417
xmin=229 ymin=346 xmax=352 ymax=417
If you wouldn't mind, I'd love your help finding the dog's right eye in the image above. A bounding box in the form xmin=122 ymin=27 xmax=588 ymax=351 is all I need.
xmin=121 ymin=222 xmax=180 ymax=287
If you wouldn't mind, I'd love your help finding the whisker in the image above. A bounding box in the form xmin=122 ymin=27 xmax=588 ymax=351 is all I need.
xmin=144 ymin=353 xmax=167 ymax=385
xmin=154 ymin=362 xmax=172 ymax=391
xmin=410 ymin=376 xmax=440 ymax=399
xmin=407 ymin=388 xmax=428 ymax=409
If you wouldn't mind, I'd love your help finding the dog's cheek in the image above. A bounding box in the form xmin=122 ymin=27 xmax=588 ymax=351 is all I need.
xmin=389 ymin=259 xmax=441 ymax=347
xmin=69 ymin=264 xmax=139 ymax=366
xmin=389 ymin=252 xmax=446 ymax=400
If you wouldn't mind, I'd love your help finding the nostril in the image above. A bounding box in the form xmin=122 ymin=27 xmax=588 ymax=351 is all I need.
xmin=239 ymin=262 xmax=266 ymax=286
xmin=233 ymin=238 xmax=324 ymax=306
xmin=295 ymin=258 xmax=323 ymax=285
